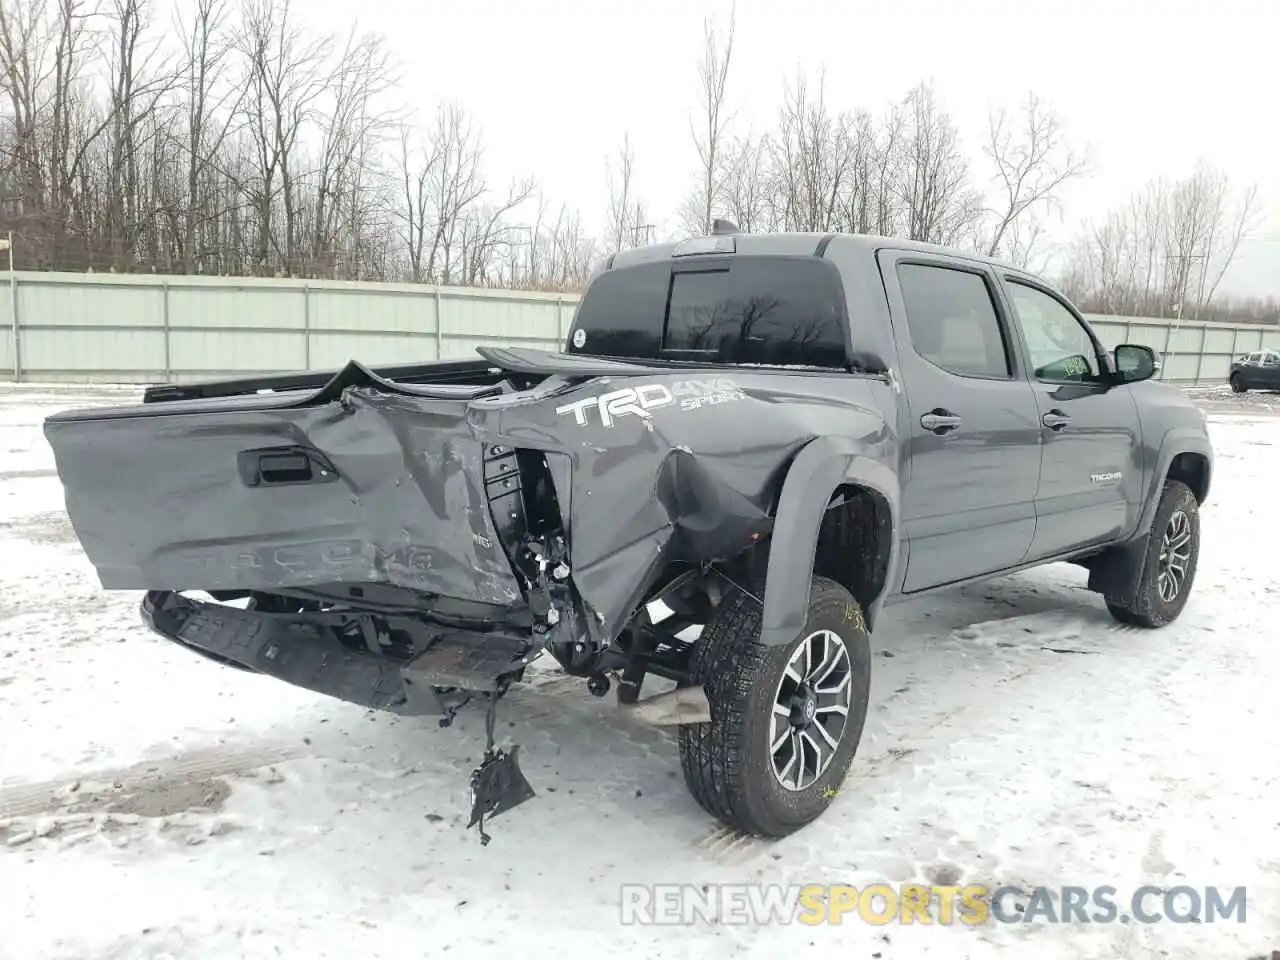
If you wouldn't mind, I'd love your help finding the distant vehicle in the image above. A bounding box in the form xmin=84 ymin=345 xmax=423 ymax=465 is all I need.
xmin=1228 ymin=349 xmax=1280 ymax=392
xmin=43 ymin=229 xmax=1214 ymax=843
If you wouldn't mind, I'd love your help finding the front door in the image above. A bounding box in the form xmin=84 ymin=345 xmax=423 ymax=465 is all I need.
xmin=999 ymin=277 xmax=1144 ymax=559
xmin=1259 ymin=351 xmax=1280 ymax=389
xmin=878 ymin=252 xmax=1043 ymax=592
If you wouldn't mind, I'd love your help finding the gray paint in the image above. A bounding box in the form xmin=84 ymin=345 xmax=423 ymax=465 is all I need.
xmin=42 ymin=232 xmax=1214 ymax=668
xmin=44 ymin=352 xmax=894 ymax=644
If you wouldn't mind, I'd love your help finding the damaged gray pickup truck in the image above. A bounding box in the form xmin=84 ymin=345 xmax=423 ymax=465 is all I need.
xmin=44 ymin=228 xmax=1213 ymax=843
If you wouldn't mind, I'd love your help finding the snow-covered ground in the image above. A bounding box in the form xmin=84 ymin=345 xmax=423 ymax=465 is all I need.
xmin=2 ymin=383 xmax=1278 ymax=960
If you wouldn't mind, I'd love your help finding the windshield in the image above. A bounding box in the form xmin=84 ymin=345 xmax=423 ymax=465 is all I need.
xmin=567 ymin=256 xmax=849 ymax=368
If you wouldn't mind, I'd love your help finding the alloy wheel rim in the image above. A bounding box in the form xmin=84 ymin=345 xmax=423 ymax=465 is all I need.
xmin=769 ymin=629 xmax=853 ymax=792
xmin=1157 ymin=509 xmax=1193 ymax=603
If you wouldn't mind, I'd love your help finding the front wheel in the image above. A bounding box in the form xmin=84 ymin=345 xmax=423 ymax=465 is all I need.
xmin=1230 ymin=373 xmax=1247 ymax=393
xmin=678 ymin=576 xmax=872 ymax=837
xmin=1106 ymin=480 xmax=1200 ymax=628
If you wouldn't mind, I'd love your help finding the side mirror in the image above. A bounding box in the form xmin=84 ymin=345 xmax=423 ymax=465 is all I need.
xmin=1113 ymin=344 xmax=1158 ymax=384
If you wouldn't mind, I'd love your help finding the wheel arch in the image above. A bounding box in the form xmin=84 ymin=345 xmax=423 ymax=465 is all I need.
xmin=1087 ymin=430 xmax=1211 ymax=604
xmin=1140 ymin=429 xmax=1212 ymax=535
xmin=759 ymin=436 xmax=901 ymax=646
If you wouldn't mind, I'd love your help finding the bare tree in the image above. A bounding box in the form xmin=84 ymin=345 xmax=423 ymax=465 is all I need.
xmin=604 ymin=132 xmax=647 ymax=252
xmin=0 ymin=0 xmax=562 ymax=282
xmin=1062 ymin=164 xmax=1263 ymax=319
xmin=1068 ymin=213 xmax=1135 ymax=313
xmin=864 ymin=104 xmax=905 ymax=237
xmin=48 ymin=0 xmax=100 ymax=228
xmin=1133 ymin=181 xmax=1164 ymax=313
xmin=236 ymin=0 xmax=334 ymax=273
xmin=308 ymin=25 xmax=397 ymax=277
xmin=0 ymin=0 xmax=107 ymax=267
xmin=1199 ymin=181 xmax=1261 ymax=308
xmin=1162 ymin=163 xmax=1262 ymax=317
xmin=393 ymin=124 xmax=437 ymax=281
xmin=983 ymin=91 xmax=1089 ymax=262
xmin=529 ymin=202 xmax=597 ymax=290
xmin=7 ymin=4 xmax=1268 ymax=314
xmin=719 ymin=132 xmax=773 ymax=233
xmin=899 ymin=81 xmax=980 ymax=245
xmin=102 ymin=0 xmax=182 ymax=268
xmin=837 ymin=109 xmax=876 ymax=234
xmin=770 ymin=68 xmax=858 ymax=232
xmin=1000 ymin=210 xmax=1051 ymax=271
xmin=0 ymin=0 xmax=52 ymax=209
xmin=422 ymin=101 xmax=485 ymax=283
xmin=455 ymin=173 xmax=536 ymax=285
xmin=683 ymin=4 xmax=734 ymax=236
xmin=172 ymin=0 xmax=243 ymax=272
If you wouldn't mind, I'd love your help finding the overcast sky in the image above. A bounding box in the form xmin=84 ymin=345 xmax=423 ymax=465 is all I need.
xmin=306 ymin=0 xmax=1279 ymax=296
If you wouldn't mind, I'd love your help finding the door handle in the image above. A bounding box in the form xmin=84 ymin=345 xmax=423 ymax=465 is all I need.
xmin=1041 ymin=410 xmax=1072 ymax=431
xmin=920 ymin=409 xmax=963 ymax=435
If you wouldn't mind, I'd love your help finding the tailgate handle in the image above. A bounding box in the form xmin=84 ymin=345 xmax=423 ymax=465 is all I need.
xmin=238 ymin=446 xmax=339 ymax=487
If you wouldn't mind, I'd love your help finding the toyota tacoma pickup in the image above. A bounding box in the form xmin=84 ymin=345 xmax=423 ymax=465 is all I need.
xmin=43 ymin=228 xmax=1213 ymax=843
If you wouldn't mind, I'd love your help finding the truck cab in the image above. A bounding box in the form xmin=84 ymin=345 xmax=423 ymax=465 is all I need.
xmin=566 ymin=229 xmax=1209 ymax=610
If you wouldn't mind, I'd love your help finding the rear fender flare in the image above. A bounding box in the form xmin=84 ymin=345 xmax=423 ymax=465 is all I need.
xmin=759 ymin=436 xmax=901 ymax=646
xmin=1138 ymin=428 xmax=1213 ymax=535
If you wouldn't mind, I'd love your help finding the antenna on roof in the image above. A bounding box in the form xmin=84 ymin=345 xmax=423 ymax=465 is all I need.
xmin=711 ymin=219 xmax=739 ymax=236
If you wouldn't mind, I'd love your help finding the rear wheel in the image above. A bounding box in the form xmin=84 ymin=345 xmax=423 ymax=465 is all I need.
xmin=1230 ymin=373 xmax=1247 ymax=393
xmin=1106 ymin=480 xmax=1200 ymax=628
xmin=678 ymin=576 xmax=871 ymax=837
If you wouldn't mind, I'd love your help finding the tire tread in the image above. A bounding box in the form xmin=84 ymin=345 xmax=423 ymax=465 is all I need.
xmin=1105 ymin=479 xmax=1199 ymax=629
xmin=678 ymin=576 xmax=866 ymax=836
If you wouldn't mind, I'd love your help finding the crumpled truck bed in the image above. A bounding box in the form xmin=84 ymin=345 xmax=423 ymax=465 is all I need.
xmin=43 ymin=349 xmax=893 ymax=640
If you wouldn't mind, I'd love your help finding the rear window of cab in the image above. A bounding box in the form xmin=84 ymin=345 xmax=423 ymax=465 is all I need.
xmin=566 ymin=256 xmax=849 ymax=369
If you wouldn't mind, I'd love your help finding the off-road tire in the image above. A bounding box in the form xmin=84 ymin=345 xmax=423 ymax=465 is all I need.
xmin=1106 ymin=480 xmax=1200 ymax=628
xmin=1230 ymin=373 xmax=1246 ymax=393
xmin=678 ymin=576 xmax=871 ymax=837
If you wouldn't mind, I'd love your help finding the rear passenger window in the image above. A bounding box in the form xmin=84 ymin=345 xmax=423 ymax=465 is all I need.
xmin=896 ymin=263 xmax=1011 ymax=378
xmin=566 ymin=262 xmax=668 ymax=359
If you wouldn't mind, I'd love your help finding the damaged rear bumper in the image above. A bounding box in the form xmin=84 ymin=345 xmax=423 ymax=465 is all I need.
xmin=141 ymin=590 xmax=540 ymax=716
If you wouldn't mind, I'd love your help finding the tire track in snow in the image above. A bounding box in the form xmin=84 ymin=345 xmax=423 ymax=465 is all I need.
xmin=0 ymin=742 xmax=304 ymax=819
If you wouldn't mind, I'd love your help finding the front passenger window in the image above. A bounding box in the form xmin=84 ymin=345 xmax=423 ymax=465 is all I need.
xmin=1007 ymin=282 xmax=1102 ymax=383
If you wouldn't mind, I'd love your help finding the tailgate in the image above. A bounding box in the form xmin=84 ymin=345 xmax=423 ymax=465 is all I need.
xmin=43 ymin=384 xmax=525 ymax=605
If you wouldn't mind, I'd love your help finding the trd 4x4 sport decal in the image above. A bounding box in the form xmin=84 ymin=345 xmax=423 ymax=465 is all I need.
xmin=555 ymin=378 xmax=747 ymax=428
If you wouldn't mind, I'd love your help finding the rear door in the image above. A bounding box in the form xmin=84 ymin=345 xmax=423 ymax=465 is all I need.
xmin=878 ymin=251 xmax=1042 ymax=592
xmin=998 ymin=276 xmax=1144 ymax=559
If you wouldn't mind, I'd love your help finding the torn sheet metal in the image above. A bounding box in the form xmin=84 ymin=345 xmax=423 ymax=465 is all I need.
xmin=43 ymin=350 xmax=897 ymax=643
